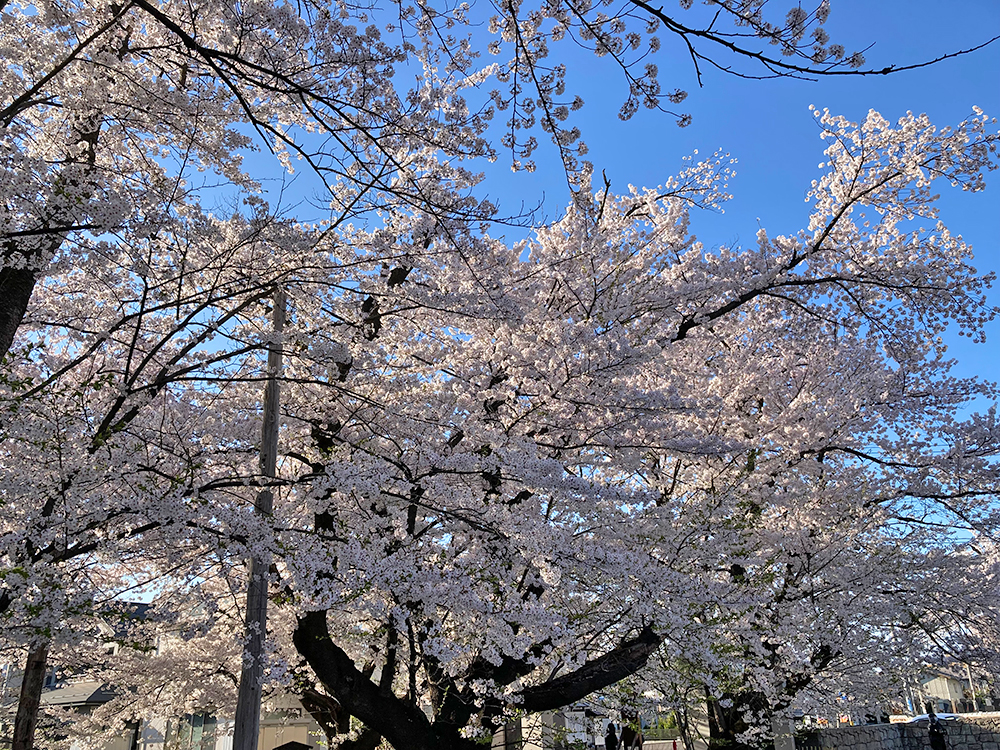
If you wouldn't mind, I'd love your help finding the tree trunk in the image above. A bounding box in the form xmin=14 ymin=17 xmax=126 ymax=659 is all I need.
xmin=12 ymin=642 xmax=50 ymax=750
xmin=0 ymin=266 xmax=39 ymax=362
xmin=293 ymin=611 xmax=483 ymax=750
xmin=0 ymin=120 xmax=101 ymax=361
xmin=335 ymin=727 xmax=383 ymax=750
xmin=518 ymin=625 xmax=661 ymax=713
xmin=295 ymin=609 xmax=667 ymax=750
xmin=675 ymin=698 xmax=698 ymax=750
xmin=299 ymin=687 xmax=354 ymax=746
xmin=706 ymin=688 xmax=774 ymax=750
xmin=707 ymin=692 xmax=774 ymax=750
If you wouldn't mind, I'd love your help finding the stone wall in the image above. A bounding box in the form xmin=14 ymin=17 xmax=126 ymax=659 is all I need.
xmin=798 ymin=714 xmax=1000 ymax=750
xmin=803 ymin=722 xmax=908 ymax=750
xmin=902 ymin=715 xmax=1000 ymax=750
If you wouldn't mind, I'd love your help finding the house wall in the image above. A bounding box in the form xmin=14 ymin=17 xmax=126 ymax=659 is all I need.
xmin=520 ymin=712 xmax=555 ymax=750
xmin=920 ymin=677 xmax=967 ymax=712
xmin=135 ymin=701 xmax=325 ymax=750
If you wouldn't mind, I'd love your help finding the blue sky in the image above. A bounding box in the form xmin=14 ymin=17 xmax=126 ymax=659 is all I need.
xmin=249 ymin=0 xmax=998 ymax=390
xmin=473 ymin=0 xmax=1000 ymax=387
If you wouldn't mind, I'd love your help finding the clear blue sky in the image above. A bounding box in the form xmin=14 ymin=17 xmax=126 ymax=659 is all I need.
xmin=251 ymin=1 xmax=998 ymax=391
xmin=473 ymin=0 xmax=1000 ymax=389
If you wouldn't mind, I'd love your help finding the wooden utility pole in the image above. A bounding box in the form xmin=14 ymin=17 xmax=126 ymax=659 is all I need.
xmin=966 ymin=662 xmax=980 ymax=712
xmin=232 ymin=288 xmax=285 ymax=750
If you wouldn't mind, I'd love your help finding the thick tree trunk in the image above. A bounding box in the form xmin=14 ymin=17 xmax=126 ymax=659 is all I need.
xmin=294 ymin=609 xmax=666 ymax=750
xmin=706 ymin=688 xmax=773 ymax=750
xmin=0 ymin=266 xmax=39 ymax=361
xmin=12 ymin=642 xmax=50 ymax=750
xmin=335 ymin=728 xmax=383 ymax=750
xmin=518 ymin=625 xmax=661 ymax=712
xmin=299 ymin=687 xmax=353 ymax=746
xmin=704 ymin=640 xmax=833 ymax=750
xmin=293 ymin=611 xmax=485 ymax=750
xmin=0 ymin=118 xmax=101 ymax=361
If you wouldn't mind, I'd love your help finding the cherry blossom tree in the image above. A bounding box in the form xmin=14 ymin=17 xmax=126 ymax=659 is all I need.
xmin=3 ymin=0 xmax=997 ymax=359
xmin=591 ymin=106 xmax=1000 ymax=749
xmin=4 ymin=105 xmax=998 ymax=750
xmin=629 ymin=493 xmax=1000 ymax=750
xmin=3 ymin=0 xmax=1000 ymax=746
xmin=0 ymin=191 xmax=334 ymax=746
xmin=275 ymin=108 xmax=999 ymax=749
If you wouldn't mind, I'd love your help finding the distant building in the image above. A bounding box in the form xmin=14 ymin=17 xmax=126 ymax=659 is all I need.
xmin=904 ymin=664 xmax=995 ymax=714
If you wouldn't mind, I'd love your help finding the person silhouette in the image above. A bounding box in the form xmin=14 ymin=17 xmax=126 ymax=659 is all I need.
xmin=926 ymin=703 xmax=947 ymax=750
xmin=605 ymin=722 xmax=619 ymax=750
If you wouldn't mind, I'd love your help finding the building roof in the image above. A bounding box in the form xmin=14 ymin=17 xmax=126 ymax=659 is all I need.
xmin=40 ymin=681 xmax=117 ymax=707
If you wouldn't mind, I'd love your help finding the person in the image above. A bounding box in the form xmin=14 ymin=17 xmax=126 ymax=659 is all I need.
xmin=927 ymin=704 xmax=947 ymax=750
xmin=605 ymin=722 xmax=619 ymax=750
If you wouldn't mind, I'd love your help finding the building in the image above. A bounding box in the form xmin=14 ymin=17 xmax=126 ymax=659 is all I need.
xmin=904 ymin=664 xmax=994 ymax=715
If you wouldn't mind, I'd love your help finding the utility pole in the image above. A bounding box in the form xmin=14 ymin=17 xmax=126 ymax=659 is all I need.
xmin=232 ymin=287 xmax=285 ymax=750
xmin=965 ymin=662 xmax=980 ymax=713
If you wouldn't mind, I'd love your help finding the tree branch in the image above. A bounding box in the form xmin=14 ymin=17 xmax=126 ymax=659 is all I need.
xmin=517 ymin=625 xmax=662 ymax=712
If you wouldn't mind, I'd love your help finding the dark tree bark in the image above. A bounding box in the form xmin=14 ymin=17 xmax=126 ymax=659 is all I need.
xmin=294 ymin=610 xmax=476 ymax=750
xmin=300 ymin=687 xmax=350 ymax=743
xmin=11 ymin=642 xmax=50 ymax=750
xmin=518 ymin=625 xmax=661 ymax=713
xmin=705 ymin=643 xmax=838 ymax=750
xmin=294 ymin=610 xmax=664 ymax=750
xmin=0 ymin=266 xmax=39 ymax=362
xmin=0 ymin=118 xmax=100 ymax=360
xmin=706 ymin=687 xmax=772 ymax=750
xmin=298 ymin=688 xmax=384 ymax=749
xmin=335 ymin=728 xmax=384 ymax=750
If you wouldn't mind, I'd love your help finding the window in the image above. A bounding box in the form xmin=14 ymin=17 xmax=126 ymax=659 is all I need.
xmin=165 ymin=713 xmax=217 ymax=750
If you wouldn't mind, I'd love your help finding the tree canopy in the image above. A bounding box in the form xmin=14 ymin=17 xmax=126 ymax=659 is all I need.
xmin=1 ymin=1 xmax=1000 ymax=749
